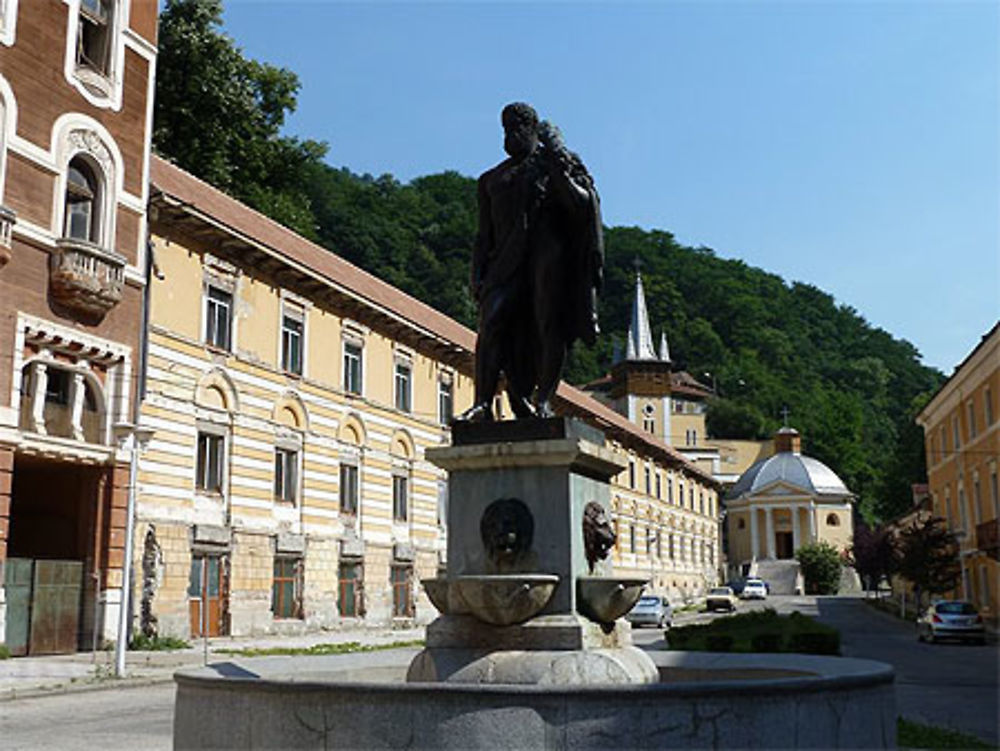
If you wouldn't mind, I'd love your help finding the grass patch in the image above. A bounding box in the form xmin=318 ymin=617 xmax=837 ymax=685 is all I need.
xmin=214 ymin=639 xmax=424 ymax=658
xmin=898 ymin=717 xmax=995 ymax=750
xmin=129 ymin=633 xmax=192 ymax=651
xmin=0 ymin=644 xmax=10 ymax=660
xmin=666 ymin=608 xmax=840 ymax=655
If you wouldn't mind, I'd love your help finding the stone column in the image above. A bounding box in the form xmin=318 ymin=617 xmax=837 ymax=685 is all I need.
xmin=808 ymin=502 xmax=816 ymax=542
xmin=765 ymin=507 xmax=776 ymax=559
xmin=69 ymin=372 xmax=86 ymax=441
xmin=29 ymin=362 xmax=48 ymax=434
xmin=750 ymin=508 xmax=759 ymax=559
xmin=791 ymin=504 xmax=801 ymax=551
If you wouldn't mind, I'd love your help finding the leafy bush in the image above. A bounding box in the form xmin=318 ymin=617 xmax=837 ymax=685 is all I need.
xmin=796 ymin=542 xmax=843 ymax=594
xmin=750 ymin=633 xmax=783 ymax=652
xmin=129 ymin=633 xmax=191 ymax=651
xmin=705 ymin=634 xmax=734 ymax=651
xmin=0 ymin=644 xmax=10 ymax=660
xmin=788 ymin=630 xmax=840 ymax=655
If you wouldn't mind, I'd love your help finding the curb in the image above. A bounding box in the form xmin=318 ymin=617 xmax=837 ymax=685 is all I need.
xmin=0 ymin=671 xmax=178 ymax=702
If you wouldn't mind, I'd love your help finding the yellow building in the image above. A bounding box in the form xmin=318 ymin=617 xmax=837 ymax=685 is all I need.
xmin=136 ymin=157 xmax=720 ymax=639
xmin=916 ymin=322 xmax=999 ymax=619
xmin=725 ymin=427 xmax=854 ymax=590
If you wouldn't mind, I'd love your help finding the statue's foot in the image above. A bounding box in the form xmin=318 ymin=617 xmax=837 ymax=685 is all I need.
xmin=509 ymin=395 xmax=535 ymax=419
xmin=454 ymin=402 xmax=494 ymax=423
xmin=534 ymin=400 xmax=556 ymax=418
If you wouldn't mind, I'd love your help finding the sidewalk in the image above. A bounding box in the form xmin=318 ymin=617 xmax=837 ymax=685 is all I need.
xmin=0 ymin=625 xmax=424 ymax=701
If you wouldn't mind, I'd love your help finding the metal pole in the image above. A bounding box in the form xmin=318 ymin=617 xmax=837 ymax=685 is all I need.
xmin=114 ymin=434 xmax=138 ymax=677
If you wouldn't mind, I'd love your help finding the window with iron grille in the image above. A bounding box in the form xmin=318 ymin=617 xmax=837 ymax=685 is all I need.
xmin=281 ymin=313 xmax=303 ymax=375
xmin=391 ymin=565 xmax=414 ymax=618
xmin=339 ymin=463 xmax=358 ymax=515
xmin=338 ymin=562 xmax=363 ymax=617
xmin=271 ymin=557 xmax=302 ymax=619
xmin=394 ymin=361 xmax=411 ymax=412
xmin=274 ymin=447 xmax=298 ymax=503
xmin=438 ymin=379 xmax=453 ymax=426
xmin=196 ymin=432 xmax=224 ymax=493
xmin=205 ymin=286 xmax=232 ymax=351
xmin=343 ymin=342 xmax=362 ymax=395
xmin=392 ymin=474 xmax=408 ymax=522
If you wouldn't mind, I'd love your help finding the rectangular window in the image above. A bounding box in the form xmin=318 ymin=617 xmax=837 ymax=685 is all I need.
xmin=699 ymin=492 xmax=705 ymax=515
xmin=339 ymin=463 xmax=359 ymax=515
xmin=271 ymin=557 xmax=302 ymax=619
xmin=940 ymin=426 xmax=947 ymax=457
xmin=646 ymin=527 xmax=652 ymax=554
xmin=394 ymin=361 xmax=412 ymax=412
xmin=689 ymin=487 xmax=695 ymax=509
xmin=343 ymin=342 xmax=362 ymax=395
xmin=953 ymin=416 xmax=961 ymax=451
xmin=991 ymin=470 xmax=999 ymax=517
xmin=628 ymin=461 xmax=635 ymax=489
xmin=656 ymin=529 xmax=662 ymax=558
xmin=668 ymin=478 xmax=674 ymax=504
xmin=974 ymin=478 xmax=983 ymax=524
xmin=281 ymin=313 xmax=304 ymax=375
xmin=438 ymin=379 xmax=453 ymax=426
xmin=629 ymin=524 xmax=636 ymax=554
xmin=205 ymin=286 xmax=232 ymax=351
xmin=655 ymin=472 xmax=662 ymax=499
xmin=44 ymin=368 xmax=71 ymax=406
xmin=669 ymin=534 xmax=675 ymax=560
xmin=392 ymin=474 xmax=408 ymax=522
xmin=77 ymin=0 xmax=111 ymax=74
xmin=391 ymin=565 xmax=414 ymax=618
xmin=986 ymin=388 xmax=994 ymax=426
xmin=274 ymin=447 xmax=298 ymax=503
xmin=196 ymin=432 xmax=224 ymax=492
xmin=337 ymin=562 xmax=363 ymax=617
xmin=644 ymin=466 xmax=651 ymax=495
xmin=968 ymin=401 xmax=977 ymax=440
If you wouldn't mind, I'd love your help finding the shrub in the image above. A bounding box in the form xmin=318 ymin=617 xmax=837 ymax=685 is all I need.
xmin=666 ymin=629 xmax=691 ymax=649
xmin=129 ymin=633 xmax=191 ymax=651
xmin=788 ymin=630 xmax=840 ymax=655
xmin=705 ymin=634 xmax=734 ymax=651
xmin=0 ymin=644 xmax=10 ymax=660
xmin=796 ymin=542 xmax=842 ymax=594
xmin=750 ymin=632 xmax=783 ymax=652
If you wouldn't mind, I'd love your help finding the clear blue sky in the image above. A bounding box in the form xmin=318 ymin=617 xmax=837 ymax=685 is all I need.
xmin=217 ymin=1 xmax=998 ymax=375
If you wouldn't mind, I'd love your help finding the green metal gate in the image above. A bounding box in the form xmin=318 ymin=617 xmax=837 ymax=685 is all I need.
xmin=3 ymin=559 xmax=83 ymax=655
xmin=3 ymin=558 xmax=32 ymax=657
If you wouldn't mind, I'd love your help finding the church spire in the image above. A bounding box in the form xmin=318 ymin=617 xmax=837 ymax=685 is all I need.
xmin=659 ymin=331 xmax=671 ymax=363
xmin=626 ymin=262 xmax=657 ymax=361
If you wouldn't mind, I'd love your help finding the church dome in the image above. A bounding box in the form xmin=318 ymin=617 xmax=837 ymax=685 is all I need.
xmin=726 ymin=448 xmax=851 ymax=500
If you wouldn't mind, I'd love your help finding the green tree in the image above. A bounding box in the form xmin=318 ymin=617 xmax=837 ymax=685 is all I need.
xmin=795 ymin=542 xmax=843 ymax=595
xmin=153 ymin=0 xmax=326 ymax=237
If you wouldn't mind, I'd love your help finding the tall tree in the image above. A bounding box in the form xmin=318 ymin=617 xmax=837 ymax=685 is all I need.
xmin=850 ymin=522 xmax=897 ymax=596
xmin=153 ymin=0 xmax=326 ymax=237
xmin=896 ymin=516 xmax=961 ymax=607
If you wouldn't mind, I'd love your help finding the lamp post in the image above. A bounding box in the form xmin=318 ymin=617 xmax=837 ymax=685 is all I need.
xmin=112 ymin=422 xmax=154 ymax=678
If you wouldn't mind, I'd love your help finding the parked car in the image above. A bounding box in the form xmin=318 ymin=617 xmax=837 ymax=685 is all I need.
xmin=627 ymin=595 xmax=673 ymax=629
xmin=727 ymin=579 xmax=746 ymax=596
xmin=705 ymin=586 xmax=738 ymax=613
xmin=917 ymin=600 xmax=986 ymax=644
xmin=740 ymin=579 xmax=768 ymax=600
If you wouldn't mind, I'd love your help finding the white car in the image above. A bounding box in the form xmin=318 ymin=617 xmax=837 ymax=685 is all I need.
xmin=741 ymin=579 xmax=768 ymax=600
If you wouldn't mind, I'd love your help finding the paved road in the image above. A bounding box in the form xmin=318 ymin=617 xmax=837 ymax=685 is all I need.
xmin=634 ymin=594 xmax=999 ymax=745
xmin=0 ymin=683 xmax=174 ymax=750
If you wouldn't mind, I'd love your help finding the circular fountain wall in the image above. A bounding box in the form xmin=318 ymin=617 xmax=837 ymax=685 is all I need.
xmin=173 ymin=647 xmax=896 ymax=749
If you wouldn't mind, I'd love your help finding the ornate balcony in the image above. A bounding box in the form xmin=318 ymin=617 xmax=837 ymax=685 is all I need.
xmin=976 ymin=519 xmax=999 ymax=561
xmin=0 ymin=204 xmax=15 ymax=268
xmin=50 ymin=237 xmax=126 ymax=316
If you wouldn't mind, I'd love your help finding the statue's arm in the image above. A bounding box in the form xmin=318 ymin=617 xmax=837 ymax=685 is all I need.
xmin=545 ymin=158 xmax=592 ymax=211
xmin=471 ymin=173 xmax=493 ymax=301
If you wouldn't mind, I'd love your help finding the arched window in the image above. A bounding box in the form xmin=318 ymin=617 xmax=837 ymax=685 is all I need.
xmin=826 ymin=513 xmax=840 ymax=527
xmin=65 ymin=157 xmax=99 ymax=241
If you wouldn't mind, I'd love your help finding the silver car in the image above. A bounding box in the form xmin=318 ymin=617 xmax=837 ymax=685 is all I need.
xmin=626 ymin=595 xmax=673 ymax=628
xmin=917 ymin=600 xmax=986 ymax=644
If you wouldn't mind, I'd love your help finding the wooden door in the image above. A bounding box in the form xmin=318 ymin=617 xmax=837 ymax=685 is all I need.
xmin=188 ymin=554 xmax=223 ymax=637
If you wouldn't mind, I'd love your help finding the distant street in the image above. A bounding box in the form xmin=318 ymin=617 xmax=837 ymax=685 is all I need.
xmin=634 ymin=594 xmax=999 ymax=746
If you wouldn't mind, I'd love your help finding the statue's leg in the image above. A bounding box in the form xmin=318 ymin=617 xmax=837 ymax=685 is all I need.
xmin=461 ymin=286 xmax=512 ymax=421
xmin=532 ymin=244 xmax=566 ymax=417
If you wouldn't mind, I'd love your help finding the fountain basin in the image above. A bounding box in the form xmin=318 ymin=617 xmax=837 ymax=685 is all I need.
xmin=173 ymin=648 xmax=896 ymax=749
xmin=576 ymin=576 xmax=647 ymax=625
xmin=451 ymin=574 xmax=560 ymax=626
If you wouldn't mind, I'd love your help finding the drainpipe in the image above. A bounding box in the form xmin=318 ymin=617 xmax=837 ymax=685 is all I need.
xmin=113 ymin=228 xmax=157 ymax=678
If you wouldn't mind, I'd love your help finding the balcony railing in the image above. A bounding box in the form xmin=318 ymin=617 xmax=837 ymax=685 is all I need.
xmin=976 ymin=519 xmax=999 ymax=560
xmin=50 ymin=237 xmax=126 ymax=316
xmin=0 ymin=204 xmax=15 ymax=267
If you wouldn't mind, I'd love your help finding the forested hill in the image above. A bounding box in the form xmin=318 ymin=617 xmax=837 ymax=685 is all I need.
xmin=152 ymin=0 xmax=943 ymax=523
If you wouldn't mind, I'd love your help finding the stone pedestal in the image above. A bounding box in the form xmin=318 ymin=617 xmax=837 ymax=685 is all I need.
xmin=410 ymin=418 xmax=657 ymax=685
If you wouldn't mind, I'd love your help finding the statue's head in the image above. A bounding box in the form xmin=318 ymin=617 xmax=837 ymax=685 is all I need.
xmin=583 ymin=501 xmax=615 ymax=572
xmin=501 ymin=102 xmax=540 ymax=160
xmin=481 ymin=497 xmax=534 ymax=570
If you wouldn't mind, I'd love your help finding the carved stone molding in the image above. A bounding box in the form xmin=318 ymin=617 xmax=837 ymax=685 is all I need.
xmin=67 ymin=129 xmax=114 ymax=177
xmin=50 ymin=237 xmax=126 ymax=316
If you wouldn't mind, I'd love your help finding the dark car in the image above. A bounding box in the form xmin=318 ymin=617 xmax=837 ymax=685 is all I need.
xmin=917 ymin=601 xmax=986 ymax=644
xmin=727 ymin=579 xmax=746 ymax=596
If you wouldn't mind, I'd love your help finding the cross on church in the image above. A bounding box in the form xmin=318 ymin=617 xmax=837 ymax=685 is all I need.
xmin=781 ymin=405 xmax=791 ymax=426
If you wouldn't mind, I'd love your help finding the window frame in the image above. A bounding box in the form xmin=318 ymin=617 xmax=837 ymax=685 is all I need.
xmin=339 ymin=462 xmax=359 ymax=516
xmin=343 ymin=341 xmax=363 ymax=396
xmin=195 ymin=430 xmax=225 ymax=494
xmin=204 ymin=285 xmax=233 ymax=352
xmin=64 ymin=0 xmax=125 ymax=108
xmin=337 ymin=561 xmax=364 ymax=618
xmin=274 ymin=446 xmax=299 ymax=504
xmin=280 ymin=307 xmax=304 ymax=376
xmin=437 ymin=376 xmax=453 ymax=426
xmin=64 ymin=157 xmax=100 ymax=242
xmin=390 ymin=564 xmax=414 ymax=618
xmin=394 ymin=359 xmax=412 ymax=413
xmin=392 ymin=472 xmax=409 ymax=523
xmin=271 ymin=555 xmax=303 ymax=620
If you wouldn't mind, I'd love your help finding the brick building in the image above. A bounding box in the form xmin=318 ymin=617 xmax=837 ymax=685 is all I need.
xmin=0 ymin=0 xmax=158 ymax=654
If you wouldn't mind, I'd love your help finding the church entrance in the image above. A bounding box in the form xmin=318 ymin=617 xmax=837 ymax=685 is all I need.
xmin=775 ymin=531 xmax=794 ymax=560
